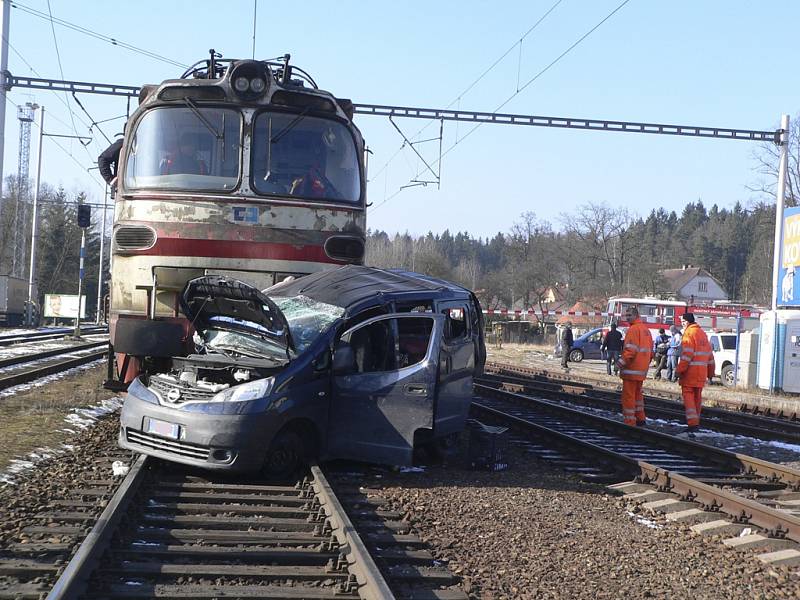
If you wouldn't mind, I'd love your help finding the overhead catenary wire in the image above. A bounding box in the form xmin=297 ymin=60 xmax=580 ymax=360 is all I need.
xmin=45 ymin=0 xmax=82 ymax=146
xmin=10 ymin=0 xmax=188 ymax=68
xmin=369 ymin=0 xmax=565 ymax=183
xmin=370 ymin=0 xmax=633 ymax=213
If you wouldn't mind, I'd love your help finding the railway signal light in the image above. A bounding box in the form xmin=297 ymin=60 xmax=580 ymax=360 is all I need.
xmin=77 ymin=204 xmax=91 ymax=228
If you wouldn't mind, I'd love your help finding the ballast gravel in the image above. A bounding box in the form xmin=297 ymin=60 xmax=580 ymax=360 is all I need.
xmin=363 ymin=447 xmax=799 ymax=600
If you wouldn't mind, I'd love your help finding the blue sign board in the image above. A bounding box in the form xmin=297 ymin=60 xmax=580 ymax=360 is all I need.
xmin=777 ymin=206 xmax=800 ymax=306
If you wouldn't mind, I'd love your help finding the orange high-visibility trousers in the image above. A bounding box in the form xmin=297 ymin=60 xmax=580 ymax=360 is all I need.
xmin=621 ymin=379 xmax=645 ymax=426
xmin=681 ymin=386 xmax=703 ymax=427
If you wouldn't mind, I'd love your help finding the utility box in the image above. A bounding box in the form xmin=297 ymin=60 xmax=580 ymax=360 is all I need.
xmin=467 ymin=420 xmax=509 ymax=471
xmin=0 ymin=275 xmax=27 ymax=326
xmin=757 ymin=309 xmax=800 ymax=392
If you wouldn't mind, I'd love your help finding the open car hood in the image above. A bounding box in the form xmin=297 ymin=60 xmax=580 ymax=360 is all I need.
xmin=180 ymin=275 xmax=293 ymax=353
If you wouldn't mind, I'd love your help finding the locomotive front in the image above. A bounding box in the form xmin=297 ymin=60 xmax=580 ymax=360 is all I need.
xmin=108 ymin=55 xmax=366 ymax=387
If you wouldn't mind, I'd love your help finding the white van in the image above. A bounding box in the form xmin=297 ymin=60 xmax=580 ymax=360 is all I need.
xmin=708 ymin=332 xmax=737 ymax=387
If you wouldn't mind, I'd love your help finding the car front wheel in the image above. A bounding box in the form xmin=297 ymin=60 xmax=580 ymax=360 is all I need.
xmin=721 ymin=364 xmax=735 ymax=387
xmin=263 ymin=430 xmax=304 ymax=480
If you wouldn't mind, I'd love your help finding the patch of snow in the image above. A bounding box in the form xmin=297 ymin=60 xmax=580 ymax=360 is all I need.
xmin=0 ymin=358 xmax=105 ymax=398
xmin=112 ymin=461 xmax=130 ymax=477
xmin=399 ymin=466 xmax=426 ymax=473
xmin=0 ymin=394 xmax=121 ymax=486
xmin=626 ymin=511 xmax=662 ymax=530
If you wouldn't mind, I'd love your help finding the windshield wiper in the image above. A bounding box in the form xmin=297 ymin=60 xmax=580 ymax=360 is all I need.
xmin=183 ymin=97 xmax=222 ymax=140
xmin=270 ymin=107 xmax=311 ymax=144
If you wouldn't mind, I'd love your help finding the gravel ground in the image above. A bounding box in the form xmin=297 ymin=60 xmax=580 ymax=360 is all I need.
xmin=0 ymin=413 xmax=127 ymax=552
xmin=0 ymin=364 xmax=117 ymax=473
xmin=361 ymin=443 xmax=799 ymax=600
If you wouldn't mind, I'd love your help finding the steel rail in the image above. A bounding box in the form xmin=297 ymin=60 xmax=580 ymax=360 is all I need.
xmin=0 ymin=340 xmax=108 ymax=370
xmin=477 ymin=372 xmax=800 ymax=444
xmin=0 ymin=327 xmax=107 ymax=347
xmin=47 ymin=454 xmax=149 ymax=600
xmin=486 ymin=361 xmax=800 ymax=424
xmin=310 ymin=465 xmax=395 ymax=600
xmin=472 ymin=387 xmax=800 ymax=544
xmin=0 ymin=348 xmax=107 ymax=391
xmin=475 ymin=383 xmax=800 ymax=489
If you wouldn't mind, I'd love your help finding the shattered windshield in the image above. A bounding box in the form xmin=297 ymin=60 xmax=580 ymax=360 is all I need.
xmin=271 ymin=295 xmax=344 ymax=352
xmin=203 ymin=328 xmax=288 ymax=361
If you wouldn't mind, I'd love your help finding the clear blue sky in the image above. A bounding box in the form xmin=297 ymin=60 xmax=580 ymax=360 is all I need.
xmin=2 ymin=0 xmax=797 ymax=238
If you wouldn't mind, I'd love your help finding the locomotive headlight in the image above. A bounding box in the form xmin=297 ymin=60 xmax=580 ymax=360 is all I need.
xmin=212 ymin=377 xmax=274 ymax=403
xmin=249 ymin=77 xmax=266 ymax=93
xmin=234 ymin=77 xmax=250 ymax=92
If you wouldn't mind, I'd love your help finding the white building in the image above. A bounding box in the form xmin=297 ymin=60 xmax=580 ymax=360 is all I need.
xmin=660 ymin=266 xmax=728 ymax=303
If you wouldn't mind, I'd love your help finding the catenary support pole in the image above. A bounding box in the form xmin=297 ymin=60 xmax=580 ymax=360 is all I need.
xmin=769 ymin=114 xmax=790 ymax=391
xmin=74 ymin=227 xmax=86 ymax=338
xmin=96 ymin=185 xmax=107 ymax=324
xmin=0 ymin=1 xmax=10 ymax=201
xmin=26 ymin=106 xmax=44 ymax=326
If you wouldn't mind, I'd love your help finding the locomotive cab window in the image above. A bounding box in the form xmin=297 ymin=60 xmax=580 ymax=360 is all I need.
xmin=251 ymin=112 xmax=361 ymax=203
xmin=125 ymin=107 xmax=241 ymax=191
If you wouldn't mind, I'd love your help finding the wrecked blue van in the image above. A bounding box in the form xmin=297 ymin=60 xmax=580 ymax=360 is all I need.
xmin=118 ymin=265 xmax=486 ymax=474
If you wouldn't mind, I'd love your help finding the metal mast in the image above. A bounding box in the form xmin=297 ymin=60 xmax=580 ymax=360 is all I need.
xmin=11 ymin=102 xmax=36 ymax=277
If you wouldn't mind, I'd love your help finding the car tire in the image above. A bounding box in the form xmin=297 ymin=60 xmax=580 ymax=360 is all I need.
xmin=263 ymin=430 xmax=304 ymax=480
xmin=569 ymin=349 xmax=584 ymax=363
xmin=721 ymin=364 xmax=735 ymax=387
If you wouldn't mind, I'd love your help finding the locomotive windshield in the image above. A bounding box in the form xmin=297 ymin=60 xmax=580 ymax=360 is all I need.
xmin=125 ymin=107 xmax=241 ymax=191
xmin=251 ymin=112 xmax=361 ymax=203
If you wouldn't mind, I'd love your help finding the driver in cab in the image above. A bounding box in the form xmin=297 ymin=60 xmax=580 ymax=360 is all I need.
xmin=160 ymin=133 xmax=208 ymax=176
xmin=289 ymin=133 xmax=337 ymax=199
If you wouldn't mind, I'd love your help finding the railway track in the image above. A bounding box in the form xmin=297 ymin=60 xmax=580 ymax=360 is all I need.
xmin=480 ymin=364 xmax=800 ymax=444
xmin=0 ymin=328 xmax=107 ymax=348
xmin=0 ymin=457 xmax=464 ymax=599
xmin=0 ymin=345 xmax=108 ymax=393
xmin=472 ymin=382 xmax=800 ymax=565
xmin=486 ymin=360 xmax=800 ymax=421
xmin=487 ymin=361 xmax=800 ymax=433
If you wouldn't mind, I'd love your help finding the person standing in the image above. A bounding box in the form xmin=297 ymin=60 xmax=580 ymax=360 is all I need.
xmin=616 ymin=307 xmax=652 ymax=426
xmin=652 ymin=328 xmax=670 ymax=380
xmin=676 ymin=313 xmax=715 ymax=435
xmin=560 ymin=322 xmax=574 ymax=371
xmin=666 ymin=324 xmax=682 ymax=382
xmin=601 ymin=322 xmax=623 ymax=375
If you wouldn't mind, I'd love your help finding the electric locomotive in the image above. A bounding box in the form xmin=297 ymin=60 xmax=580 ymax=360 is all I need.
xmin=107 ymin=53 xmax=366 ymax=388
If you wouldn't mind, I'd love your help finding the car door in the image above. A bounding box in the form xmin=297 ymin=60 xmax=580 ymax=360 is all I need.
xmin=435 ymin=301 xmax=476 ymax=437
xmin=328 ymin=313 xmax=443 ymax=466
xmin=584 ymin=330 xmax=603 ymax=359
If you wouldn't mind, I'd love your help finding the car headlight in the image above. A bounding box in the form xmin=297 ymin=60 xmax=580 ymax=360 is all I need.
xmin=211 ymin=377 xmax=274 ymax=403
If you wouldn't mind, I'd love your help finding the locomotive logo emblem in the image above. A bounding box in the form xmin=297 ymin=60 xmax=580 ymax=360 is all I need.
xmin=167 ymin=388 xmax=182 ymax=403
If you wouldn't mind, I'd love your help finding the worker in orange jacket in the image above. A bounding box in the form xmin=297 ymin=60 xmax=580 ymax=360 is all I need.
xmin=616 ymin=306 xmax=652 ymax=426
xmin=675 ymin=312 xmax=715 ymax=435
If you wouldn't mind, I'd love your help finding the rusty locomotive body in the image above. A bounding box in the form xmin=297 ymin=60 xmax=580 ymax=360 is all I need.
xmin=108 ymin=55 xmax=366 ymax=386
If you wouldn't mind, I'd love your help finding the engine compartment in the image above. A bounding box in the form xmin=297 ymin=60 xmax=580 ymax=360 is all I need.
xmin=145 ymin=353 xmax=282 ymax=394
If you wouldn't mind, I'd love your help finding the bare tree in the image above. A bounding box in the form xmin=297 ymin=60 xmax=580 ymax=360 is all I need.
xmin=560 ymin=202 xmax=634 ymax=295
xmin=749 ymin=114 xmax=800 ymax=206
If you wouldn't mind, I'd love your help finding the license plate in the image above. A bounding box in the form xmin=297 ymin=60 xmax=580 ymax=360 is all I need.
xmin=146 ymin=418 xmax=181 ymax=440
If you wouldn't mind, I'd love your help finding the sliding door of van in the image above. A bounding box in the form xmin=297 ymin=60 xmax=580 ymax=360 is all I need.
xmin=328 ymin=313 xmax=443 ymax=466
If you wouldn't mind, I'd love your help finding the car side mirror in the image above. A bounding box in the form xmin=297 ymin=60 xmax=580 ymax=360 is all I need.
xmin=332 ymin=342 xmax=356 ymax=374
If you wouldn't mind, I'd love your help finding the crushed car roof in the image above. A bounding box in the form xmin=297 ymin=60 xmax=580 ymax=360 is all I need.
xmin=266 ymin=265 xmax=474 ymax=314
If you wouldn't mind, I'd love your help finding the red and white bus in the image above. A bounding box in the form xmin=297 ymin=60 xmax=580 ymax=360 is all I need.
xmin=604 ymin=296 xmax=761 ymax=336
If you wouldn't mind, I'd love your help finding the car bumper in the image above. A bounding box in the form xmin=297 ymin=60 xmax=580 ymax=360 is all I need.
xmin=118 ymin=392 xmax=275 ymax=472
